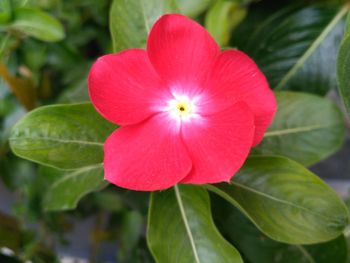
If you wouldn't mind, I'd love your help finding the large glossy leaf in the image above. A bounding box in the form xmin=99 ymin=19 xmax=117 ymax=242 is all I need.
xmin=43 ymin=164 xmax=107 ymax=211
xmin=110 ymin=0 xmax=173 ymax=52
xmin=242 ymin=6 xmax=347 ymax=95
xmin=252 ymin=91 xmax=345 ymax=166
xmin=212 ymin=199 xmax=348 ymax=263
xmin=10 ymin=7 xmax=65 ymax=42
xmin=148 ymin=185 xmax=243 ymax=263
xmin=207 ymin=156 xmax=349 ymax=244
xmin=205 ymin=0 xmax=246 ymax=46
xmin=337 ymin=31 xmax=350 ymax=117
xmin=9 ymin=103 xmax=116 ymax=169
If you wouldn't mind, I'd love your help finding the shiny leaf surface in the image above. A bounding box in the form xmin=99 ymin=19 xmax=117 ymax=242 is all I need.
xmin=9 ymin=103 xmax=116 ymax=169
xmin=207 ymin=156 xmax=349 ymax=244
xmin=148 ymin=185 xmax=243 ymax=263
xmin=243 ymin=6 xmax=347 ymax=95
xmin=252 ymin=91 xmax=345 ymax=166
xmin=212 ymin=200 xmax=348 ymax=263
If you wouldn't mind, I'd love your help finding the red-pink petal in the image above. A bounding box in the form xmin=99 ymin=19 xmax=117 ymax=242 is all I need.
xmin=180 ymin=102 xmax=254 ymax=184
xmin=88 ymin=49 xmax=172 ymax=126
xmin=104 ymin=114 xmax=192 ymax=191
xmin=147 ymin=14 xmax=220 ymax=96
xmin=200 ymin=50 xmax=276 ymax=146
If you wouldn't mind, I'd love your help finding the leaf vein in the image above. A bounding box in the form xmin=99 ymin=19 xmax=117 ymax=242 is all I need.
xmin=230 ymin=181 xmax=336 ymax=222
xmin=264 ymin=124 xmax=336 ymax=137
xmin=9 ymin=137 xmax=104 ymax=146
xmin=174 ymin=185 xmax=201 ymax=263
xmin=275 ymin=5 xmax=348 ymax=90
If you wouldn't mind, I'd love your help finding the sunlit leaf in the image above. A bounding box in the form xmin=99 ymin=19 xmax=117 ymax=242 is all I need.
xmin=0 ymin=0 xmax=11 ymax=24
xmin=9 ymin=103 xmax=115 ymax=169
xmin=10 ymin=7 xmax=65 ymax=42
xmin=110 ymin=0 xmax=173 ymax=52
xmin=175 ymin=0 xmax=211 ymax=17
xmin=205 ymin=0 xmax=246 ymax=46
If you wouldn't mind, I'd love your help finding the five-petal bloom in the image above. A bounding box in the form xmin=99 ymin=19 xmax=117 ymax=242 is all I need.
xmin=88 ymin=14 xmax=276 ymax=191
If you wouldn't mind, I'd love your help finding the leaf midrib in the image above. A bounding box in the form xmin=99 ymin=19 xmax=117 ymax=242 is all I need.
xmin=44 ymin=164 xmax=105 ymax=211
xmin=174 ymin=185 xmax=201 ymax=263
xmin=275 ymin=5 xmax=349 ymax=90
xmin=9 ymin=136 xmax=104 ymax=147
xmin=229 ymin=181 xmax=337 ymax=222
xmin=50 ymin=164 xmax=103 ymax=188
xmin=140 ymin=0 xmax=151 ymax=33
xmin=263 ymin=123 xmax=337 ymax=137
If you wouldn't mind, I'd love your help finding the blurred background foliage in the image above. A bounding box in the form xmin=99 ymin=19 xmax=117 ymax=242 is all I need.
xmin=1 ymin=0 xmax=350 ymax=262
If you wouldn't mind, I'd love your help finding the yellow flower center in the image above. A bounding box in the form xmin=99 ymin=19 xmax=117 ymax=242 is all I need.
xmin=176 ymin=101 xmax=192 ymax=117
xmin=167 ymin=95 xmax=196 ymax=121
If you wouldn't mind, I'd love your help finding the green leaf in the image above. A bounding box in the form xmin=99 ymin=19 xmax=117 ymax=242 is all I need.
xmin=304 ymin=235 xmax=347 ymax=263
xmin=148 ymin=185 xmax=243 ymax=263
xmin=0 ymin=0 xmax=11 ymax=24
xmin=205 ymin=0 xmax=246 ymax=46
xmin=9 ymin=103 xmax=116 ymax=169
xmin=243 ymin=6 xmax=348 ymax=95
xmin=207 ymin=156 xmax=349 ymax=244
xmin=175 ymin=0 xmax=211 ymax=17
xmin=252 ymin=91 xmax=345 ymax=166
xmin=92 ymin=191 xmax=124 ymax=212
xmin=43 ymin=164 xmax=107 ymax=211
xmin=10 ymin=7 xmax=65 ymax=42
xmin=110 ymin=0 xmax=173 ymax=52
xmin=337 ymin=33 xmax=350 ymax=117
xmin=345 ymin=11 xmax=350 ymax=34
xmin=212 ymin=199 xmax=348 ymax=263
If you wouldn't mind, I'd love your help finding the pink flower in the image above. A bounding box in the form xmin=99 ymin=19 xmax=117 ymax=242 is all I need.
xmin=88 ymin=14 xmax=276 ymax=191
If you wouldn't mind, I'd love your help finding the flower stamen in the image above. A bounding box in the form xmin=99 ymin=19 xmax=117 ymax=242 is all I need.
xmin=167 ymin=94 xmax=197 ymax=121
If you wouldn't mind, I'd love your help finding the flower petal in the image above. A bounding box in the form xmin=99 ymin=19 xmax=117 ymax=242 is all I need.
xmin=147 ymin=14 xmax=220 ymax=96
xmin=200 ymin=50 xmax=276 ymax=146
xmin=180 ymin=102 xmax=254 ymax=184
xmin=104 ymin=114 xmax=192 ymax=191
xmin=88 ymin=49 xmax=172 ymax=126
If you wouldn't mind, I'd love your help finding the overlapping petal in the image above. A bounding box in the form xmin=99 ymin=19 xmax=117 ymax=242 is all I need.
xmin=88 ymin=49 xmax=172 ymax=126
xmin=147 ymin=14 xmax=220 ymax=96
xmin=199 ymin=50 xmax=276 ymax=146
xmin=104 ymin=114 xmax=192 ymax=191
xmin=180 ymin=102 xmax=255 ymax=184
